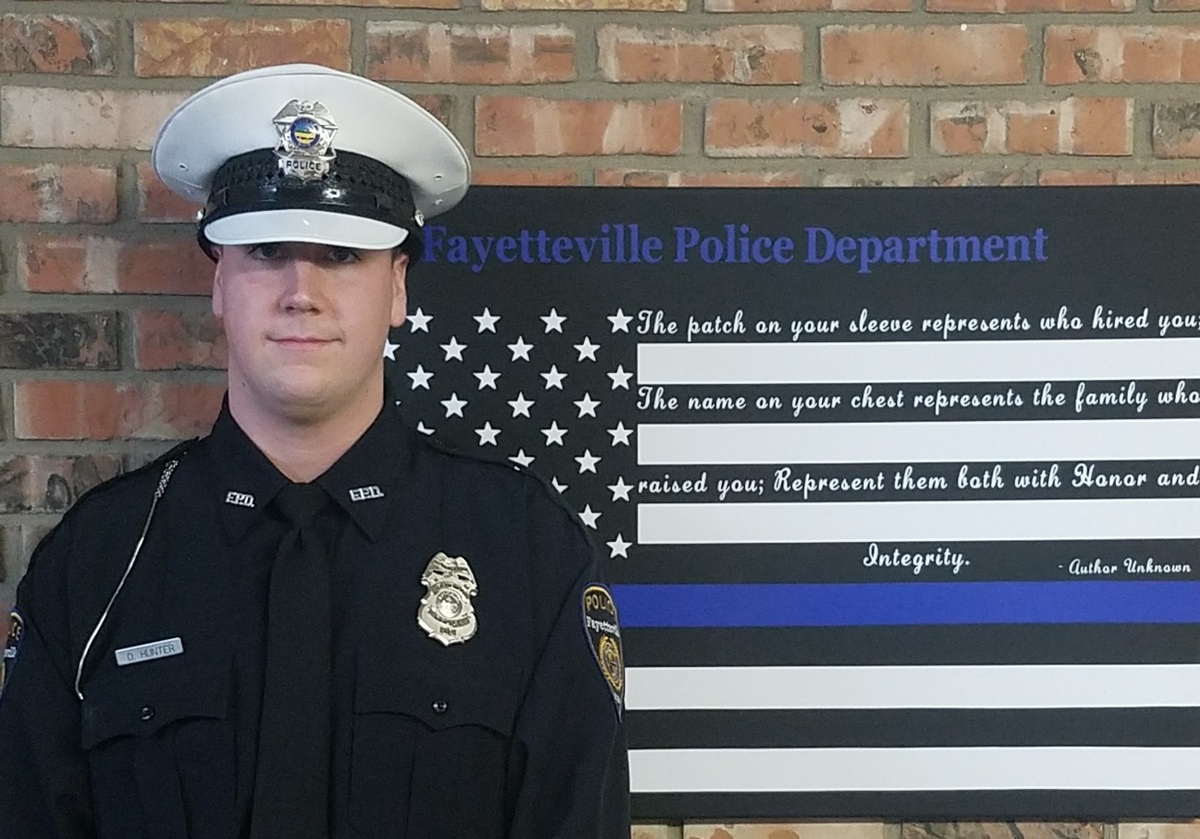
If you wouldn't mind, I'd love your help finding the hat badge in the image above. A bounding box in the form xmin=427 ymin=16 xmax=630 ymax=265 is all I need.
xmin=273 ymin=99 xmax=337 ymax=181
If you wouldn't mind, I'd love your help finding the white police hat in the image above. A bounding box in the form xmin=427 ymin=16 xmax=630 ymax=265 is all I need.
xmin=152 ymin=63 xmax=470 ymax=256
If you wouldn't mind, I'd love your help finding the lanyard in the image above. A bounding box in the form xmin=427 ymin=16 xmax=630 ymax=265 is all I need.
xmin=74 ymin=458 xmax=181 ymax=702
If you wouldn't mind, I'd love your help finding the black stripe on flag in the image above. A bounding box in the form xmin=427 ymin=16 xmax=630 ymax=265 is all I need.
xmin=626 ymin=624 xmax=1200 ymax=666
xmin=631 ymin=790 xmax=1200 ymax=822
xmin=627 ymin=708 xmax=1200 ymax=749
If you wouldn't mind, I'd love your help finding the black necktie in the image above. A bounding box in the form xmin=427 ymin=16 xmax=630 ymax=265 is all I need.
xmin=251 ymin=482 xmax=333 ymax=839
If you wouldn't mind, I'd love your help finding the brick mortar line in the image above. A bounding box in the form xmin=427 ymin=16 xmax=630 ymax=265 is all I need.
xmin=0 ymin=439 xmax=187 ymax=456
xmin=0 ymin=150 xmax=135 ymax=166
xmin=15 ymin=7 xmax=1200 ymax=19
xmin=0 ymin=374 xmax=11 ymax=443
xmin=0 ymin=513 xmax=68 ymax=530
xmin=575 ymin=15 xmax=602 ymax=84
xmin=1135 ymin=98 xmax=1153 ymax=156
xmin=3 ymin=156 xmax=1200 ymax=236
xmin=116 ymin=154 xmax=141 ymax=236
xmin=10 ymin=78 xmax=1200 ymax=96
xmin=0 ymin=158 xmax=1195 ymax=190
xmin=0 ymin=369 xmax=224 ymax=384
xmin=0 ymin=291 xmax=215 ymax=307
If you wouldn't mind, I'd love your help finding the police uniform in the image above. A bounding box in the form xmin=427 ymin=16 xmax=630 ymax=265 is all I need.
xmin=0 ymin=64 xmax=630 ymax=838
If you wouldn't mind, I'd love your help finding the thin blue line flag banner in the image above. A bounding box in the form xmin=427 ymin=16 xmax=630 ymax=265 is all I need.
xmin=388 ymin=185 xmax=1200 ymax=821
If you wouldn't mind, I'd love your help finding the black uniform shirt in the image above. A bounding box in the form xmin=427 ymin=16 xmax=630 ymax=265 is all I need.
xmin=0 ymin=400 xmax=630 ymax=838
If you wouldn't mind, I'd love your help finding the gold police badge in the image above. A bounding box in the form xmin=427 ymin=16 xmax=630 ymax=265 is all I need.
xmin=418 ymin=553 xmax=478 ymax=646
xmin=273 ymin=99 xmax=337 ymax=181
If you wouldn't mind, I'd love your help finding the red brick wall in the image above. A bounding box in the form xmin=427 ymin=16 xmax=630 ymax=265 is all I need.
xmin=2 ymin=4 xmax=1199 ymax=834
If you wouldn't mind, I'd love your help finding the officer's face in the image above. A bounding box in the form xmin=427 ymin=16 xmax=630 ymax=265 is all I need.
xmin=212 ymin=242 xmax=408 ymax=424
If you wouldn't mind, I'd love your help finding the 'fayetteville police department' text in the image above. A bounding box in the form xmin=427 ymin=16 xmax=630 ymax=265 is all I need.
xmin=421 ymin=223 xmax=1050 ymax=276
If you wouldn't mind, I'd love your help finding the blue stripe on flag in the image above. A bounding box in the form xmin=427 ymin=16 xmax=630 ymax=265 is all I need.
xmin=610 ymin=582 xmax=1200 ymax=627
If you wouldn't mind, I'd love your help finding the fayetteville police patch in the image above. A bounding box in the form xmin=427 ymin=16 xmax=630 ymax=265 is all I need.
xmin=0 ymin=610 xmax=24 ymax=701
xmin=582 ymin=585 xmax=624 ymax=711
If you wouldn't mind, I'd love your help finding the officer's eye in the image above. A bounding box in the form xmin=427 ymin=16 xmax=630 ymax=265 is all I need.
xmin=248 ymin=243 xmax=283 ymax=260
xmin=326 ymin=247 xmax=361 ymax=265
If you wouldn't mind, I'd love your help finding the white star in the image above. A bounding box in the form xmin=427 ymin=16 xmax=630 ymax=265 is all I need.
xmin=440 ymin=337 xmax=466 ymax=361
xmin=607 ymin=365 xmax=632 ymax=390
xmin=408 ymin=308 xmax=432 ymax=332
xmin=575 ymin=449 xmax=600 ymax=474
xmin=508 ymin=336 xmax=533 ymax=361
xmin=474 ymin=365 xmax=501 ymax=390
xmin=608 ymin=309 xmax=632 ymax=332
xmin=541 ymin=308 xmax=566 ymax=333
xmin=416 ymin=421 xmax=435 ymax=436
xmin=607 ymin=422 xmax=632 ymax=446
xmin=509 ymin=449 xmax=535 ymax=468
xmin=440 ymin=393 xmax=467 ymax=417
xmin=541 ymin=365 xmax=566 ymax=390
xmin=407 ymin=365 xmax=433 ymax=390
xmin=606 ymin=533 xmax=631 ymax=558
xmin=541 ymin=421 xmax=567 ymax=446
xmin=574 ymin=337 xmax=599 ymax=361
xmin=574 ymin=393 xmax=600 ymax=417
xmin=551 ymin=477 xmax=568 ymax=494
xmin=578 ymin=504 xmax=601 ymax=529
xmin=508 ymin=393 xmax=534 ymax=418
xmin=475 ymin=422 xmax=500 ymax=446
xmin=608 ymin=476 xmax=633 ymax=502
xmin=383 ymin=339 xmax=400 ymax=361
xmin=474 ymin=308 xmax=500 ymax=333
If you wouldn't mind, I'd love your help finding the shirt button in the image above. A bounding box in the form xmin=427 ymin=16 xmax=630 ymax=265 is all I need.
xmin=432 ymin=700 xmax=448 ymax=715
xmin=140 ymin=706 xmax=156 ymax=722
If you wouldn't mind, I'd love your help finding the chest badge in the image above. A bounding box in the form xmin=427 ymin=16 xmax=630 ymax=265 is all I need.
xmin=418 ymin=553 xmax=478 ymax=646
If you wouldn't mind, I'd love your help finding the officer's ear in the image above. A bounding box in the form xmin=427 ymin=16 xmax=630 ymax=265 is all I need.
xmin=211 ymin=245 xmax=226 ymax=319
xmin=389 ymin=250 xmax=409 ymax=329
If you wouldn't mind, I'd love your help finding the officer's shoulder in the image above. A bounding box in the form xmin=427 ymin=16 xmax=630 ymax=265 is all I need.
xmin=22 ymin=438 xmax=201 ymax=585
xmin=415 ymin=428 xmax=590 ymax=537
xmin=62 ymin=437 xmax=199 ymax=521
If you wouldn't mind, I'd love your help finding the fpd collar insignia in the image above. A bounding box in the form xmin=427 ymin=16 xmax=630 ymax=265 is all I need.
xmin=1 ymin=610 xmax=25 ymax=701
xmin=273 ymin=99 xmax=337 ymax=181
xmin=418 ymin=553 xmax=478 ymax=646
xmin=582 ymin=585 xmax=624 ymax=712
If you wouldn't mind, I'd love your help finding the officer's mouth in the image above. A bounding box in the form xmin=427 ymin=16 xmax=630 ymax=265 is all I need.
xmin=270 ymin=336 xmax=339 ymax=349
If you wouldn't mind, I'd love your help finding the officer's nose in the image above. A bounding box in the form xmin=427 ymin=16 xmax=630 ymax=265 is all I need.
xmin=278 ymin=258 xmax=324 ymax=313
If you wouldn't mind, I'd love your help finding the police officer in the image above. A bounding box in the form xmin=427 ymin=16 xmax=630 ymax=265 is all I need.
xmin=0 ymin=64 xmax=630 ymax=838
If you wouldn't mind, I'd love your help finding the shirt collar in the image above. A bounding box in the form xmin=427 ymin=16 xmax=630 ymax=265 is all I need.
xmin=207 ymin=398 xmax=412 ymax=544
xmin=311 ymin=402 xmax=411 ymax=543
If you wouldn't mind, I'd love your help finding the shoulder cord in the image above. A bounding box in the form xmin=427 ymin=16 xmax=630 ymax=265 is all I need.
xmin=74 ymin=458 xmax=181 ymax=702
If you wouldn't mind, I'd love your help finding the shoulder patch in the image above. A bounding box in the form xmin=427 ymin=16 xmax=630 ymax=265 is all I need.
xmin=0 ymin=610 xmax=24 ymax=702
xmin=582 ymin=584 xmax=624 ymax=712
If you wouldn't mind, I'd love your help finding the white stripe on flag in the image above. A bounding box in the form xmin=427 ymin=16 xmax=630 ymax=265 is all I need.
xmin=626 ymin=664 xmax=1200 ymax=710
xmin=637 ymin=498 xmax=1200 ymax=543
xmin=628 ymin=747 xmax=1200 ymax=792
xmin=637 ymin=419 xmax=1200 ymax=465
xmin=637 ymin=338 xmax=1200 ymax=385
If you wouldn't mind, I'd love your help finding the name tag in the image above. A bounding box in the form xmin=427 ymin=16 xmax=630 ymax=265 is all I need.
xmin=115 ymin=637 xmax=184 ymax=667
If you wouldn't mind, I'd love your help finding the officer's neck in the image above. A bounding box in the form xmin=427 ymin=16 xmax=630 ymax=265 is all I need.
xmin=228 ymin=381 xmax=384 ymax=483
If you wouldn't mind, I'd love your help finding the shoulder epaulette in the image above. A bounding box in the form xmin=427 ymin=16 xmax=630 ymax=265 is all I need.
xmin=69 ymin=436 xmax=200 ymax=509
xmin=410 ymin=422 xmax=596 ymax=548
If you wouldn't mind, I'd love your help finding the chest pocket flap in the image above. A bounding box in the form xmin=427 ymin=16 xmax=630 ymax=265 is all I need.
xmin=355 ymin=651 xmax=522 ymax=736
xmin=80 ymin=648 xmax=230 ymax=750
